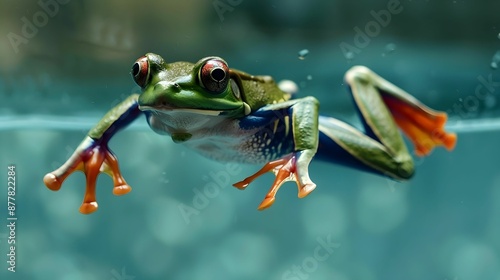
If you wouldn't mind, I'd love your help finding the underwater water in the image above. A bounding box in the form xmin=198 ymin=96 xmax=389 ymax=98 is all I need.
xmin=1 ymin=1 xmax=500 ymax=279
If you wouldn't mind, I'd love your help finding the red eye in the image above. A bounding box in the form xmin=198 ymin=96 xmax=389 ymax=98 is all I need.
xmin=199 ymin=59 xmax=229 ymax=94
xmin=131 ymin=56 xmax=149 ymax=88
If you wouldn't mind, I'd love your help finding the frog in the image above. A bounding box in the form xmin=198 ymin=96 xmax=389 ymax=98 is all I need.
xmin=43 ymin=53 xmax=457 ymax=214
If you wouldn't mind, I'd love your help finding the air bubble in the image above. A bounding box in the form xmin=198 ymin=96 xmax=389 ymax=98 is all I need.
xmin=491 ymin=51 xmax=500 ymax=70
xmin=298 ymin=49 xmax=309 ymax=60
xmin=382 ymin=43 xmax=397 ymax=57
xmin=344 ymin=51 xmax=355 ymax=61
xmin=385 ymin=43 xmax=397 ymax=53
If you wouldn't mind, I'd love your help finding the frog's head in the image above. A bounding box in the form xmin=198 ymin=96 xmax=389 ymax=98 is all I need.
xmin=133 ymin=53 xmax=250 ymax=119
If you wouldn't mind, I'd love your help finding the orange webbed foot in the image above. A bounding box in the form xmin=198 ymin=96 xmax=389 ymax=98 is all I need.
xmin=233 ymin=153 xmax=316 ymax=210
xmin=382 ymin=96 xmax=457 ymax=157
xmin=43 ymin=137 xmax=131 ymax=214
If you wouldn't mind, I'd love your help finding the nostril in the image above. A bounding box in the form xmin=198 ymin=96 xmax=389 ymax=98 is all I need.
xmin=153 ymin=81 xmax=181 ymax=92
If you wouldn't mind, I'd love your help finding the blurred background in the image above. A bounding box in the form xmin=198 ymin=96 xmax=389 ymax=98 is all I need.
xmin=1 ymin=0 xmax=500 ymax=279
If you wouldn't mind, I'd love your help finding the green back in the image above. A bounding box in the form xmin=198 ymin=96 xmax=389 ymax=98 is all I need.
xmin=230 ymin=69 xmax=291 ymax=112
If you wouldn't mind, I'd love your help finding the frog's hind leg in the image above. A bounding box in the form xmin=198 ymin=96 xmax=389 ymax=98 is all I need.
xmin=345 ymin=66 xmax=457 ymax=158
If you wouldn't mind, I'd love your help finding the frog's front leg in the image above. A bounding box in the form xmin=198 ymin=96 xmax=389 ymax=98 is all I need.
xmin=43 ymin=94 xmax=142 ymax=214
xmin=233 ymin=97 xmax=320 ymax=210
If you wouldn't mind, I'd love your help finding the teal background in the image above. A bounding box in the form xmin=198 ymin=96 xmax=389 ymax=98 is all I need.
xmin=1 ymin=0 xmax=500 ymax=279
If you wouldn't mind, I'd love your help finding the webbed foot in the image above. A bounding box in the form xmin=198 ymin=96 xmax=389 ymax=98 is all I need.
xmin=233 ymin=152 xmax=316 ymax=210
xmin=381 ymin=95 xmax=457 ymax=156
xmin=43 ymin=136 xmax=131 ymax=214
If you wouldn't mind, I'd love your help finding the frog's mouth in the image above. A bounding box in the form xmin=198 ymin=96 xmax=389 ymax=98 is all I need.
xmin=139 ymin=105 xmax=225 ymax=116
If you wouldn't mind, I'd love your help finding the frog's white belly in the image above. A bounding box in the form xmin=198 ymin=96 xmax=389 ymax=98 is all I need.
xmin=146 ymin=110 xmax=292 ymax=164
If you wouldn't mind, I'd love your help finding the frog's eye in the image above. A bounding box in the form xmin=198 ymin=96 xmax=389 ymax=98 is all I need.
xmin=132 ymin=56 xmax=150 ymax=88
xmin=199 ymin=59 xmax=229 ymax=94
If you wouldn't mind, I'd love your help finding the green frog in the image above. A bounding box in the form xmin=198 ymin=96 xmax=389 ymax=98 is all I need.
xmin=44 ymin=53 xmax=457 ymax=214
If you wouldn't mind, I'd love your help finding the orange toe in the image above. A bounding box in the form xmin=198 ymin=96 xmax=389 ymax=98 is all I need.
xmin=383 ymin=95 xmax=457 ymax=156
